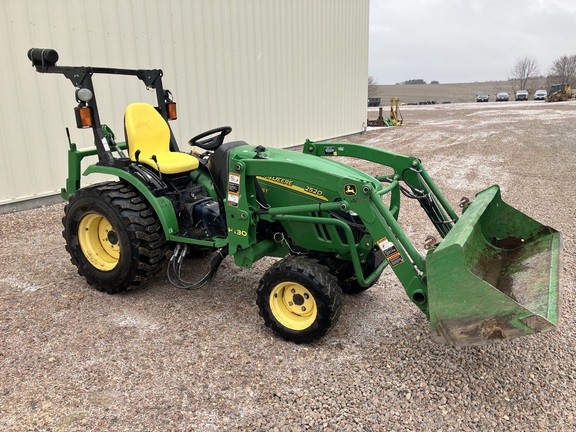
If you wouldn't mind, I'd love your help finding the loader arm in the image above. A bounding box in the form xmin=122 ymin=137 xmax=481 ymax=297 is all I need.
xmin=301 ymin=140 xmax=560 ymax=345
xmin=303 ymin=140 xmax=459 ymax=237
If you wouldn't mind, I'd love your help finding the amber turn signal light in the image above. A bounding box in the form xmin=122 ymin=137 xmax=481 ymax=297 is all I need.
xmin=74 ymin=106 xmax=93 ymax=128
xmin=167 ymin=102 xmax=177 ymax=120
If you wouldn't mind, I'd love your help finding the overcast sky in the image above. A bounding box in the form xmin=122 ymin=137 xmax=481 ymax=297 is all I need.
xmin=369 ymin=0 xmax=576 ymax=84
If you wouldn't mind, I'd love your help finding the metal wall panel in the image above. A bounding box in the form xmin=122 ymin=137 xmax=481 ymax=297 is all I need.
xmin=1 ymin=0 xmax=369 ymax=207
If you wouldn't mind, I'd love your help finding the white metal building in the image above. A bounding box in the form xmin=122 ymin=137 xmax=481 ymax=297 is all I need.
xmin=0 ymin=0 xmax=370 ymax=209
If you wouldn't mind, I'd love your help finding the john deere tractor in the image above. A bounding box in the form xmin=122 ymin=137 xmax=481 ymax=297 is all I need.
xmin=28 ymin=48 xmax=561 ymax=346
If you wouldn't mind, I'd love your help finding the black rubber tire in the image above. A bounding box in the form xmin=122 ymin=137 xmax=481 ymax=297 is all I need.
xmin=62 ymin=181 xmax=167 ymax=294
xmin=256 ymin=255 xmax=342 ymax=343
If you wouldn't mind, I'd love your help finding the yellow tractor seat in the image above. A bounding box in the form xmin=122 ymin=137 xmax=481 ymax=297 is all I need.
xmin=124 ymin=103 xmax=199 ymax=174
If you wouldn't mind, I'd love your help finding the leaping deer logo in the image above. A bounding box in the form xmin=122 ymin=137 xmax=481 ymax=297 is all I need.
xmin=344 ymin=184 xmax=357 ymax=196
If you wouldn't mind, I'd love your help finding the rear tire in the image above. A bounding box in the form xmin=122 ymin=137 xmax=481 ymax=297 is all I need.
xmin=257 ymin=256 xmax=342 ymax=343
xmin=62 ymin=181 xmax=167 ymax=294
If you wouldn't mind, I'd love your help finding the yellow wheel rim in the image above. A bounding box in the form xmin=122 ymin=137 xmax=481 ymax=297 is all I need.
xmin=78 ymin=213 xmax=120 ymax=271
xmin=269 ymin=282 xmax=317 ymax=331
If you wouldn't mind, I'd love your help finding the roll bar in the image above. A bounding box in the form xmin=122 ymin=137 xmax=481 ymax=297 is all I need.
xmin=28 ymin=48 xmax=178 ymax=165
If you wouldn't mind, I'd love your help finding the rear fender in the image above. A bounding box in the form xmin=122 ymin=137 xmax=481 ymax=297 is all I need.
xmin=82 ymin=165 xmax=179 ymax=238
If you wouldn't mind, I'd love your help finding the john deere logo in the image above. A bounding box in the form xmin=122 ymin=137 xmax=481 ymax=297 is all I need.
xmin=344 ymin=184 xmax=357 ymax=196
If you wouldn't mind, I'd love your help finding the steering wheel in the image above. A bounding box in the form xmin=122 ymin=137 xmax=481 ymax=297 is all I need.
xmin=188 ymin=126 xmax=232 ymax=151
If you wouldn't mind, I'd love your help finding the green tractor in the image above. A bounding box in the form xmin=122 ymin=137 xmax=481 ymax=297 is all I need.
xmin=28 ymin=48 xmax=562 ymax=346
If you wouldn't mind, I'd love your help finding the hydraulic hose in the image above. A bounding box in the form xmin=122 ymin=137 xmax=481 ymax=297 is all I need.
xmin=167 ymin=245 xmax=229 ymax=290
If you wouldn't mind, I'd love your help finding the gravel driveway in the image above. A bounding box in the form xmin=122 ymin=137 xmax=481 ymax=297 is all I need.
xmin=1 ymin=100 xmax=575 ymax=431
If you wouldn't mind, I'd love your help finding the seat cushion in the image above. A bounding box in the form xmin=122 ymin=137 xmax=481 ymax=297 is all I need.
xmin=137 ymin=150 xmax=199 ymax=174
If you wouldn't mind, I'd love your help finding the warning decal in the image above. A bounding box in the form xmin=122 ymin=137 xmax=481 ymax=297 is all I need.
xmin=227 ymin=192 xmax=239 ymax=207
xmin=377 ymin=237 xmax=404 ymax=267
xmin=228 ymin=172 xmax=240 ymax=206
xmin=228 ymin=173 xmax=240 ymax=191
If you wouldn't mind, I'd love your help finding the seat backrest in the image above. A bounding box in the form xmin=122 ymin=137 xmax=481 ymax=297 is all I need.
xmin=124 ymin=103 xmax=170 ymax=162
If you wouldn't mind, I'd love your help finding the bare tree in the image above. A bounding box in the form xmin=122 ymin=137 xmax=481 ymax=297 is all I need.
xmin=548 ymin=55 xmax=576 ymax=87
xmin=510 ymin=56 xmax=540 ymax=90
xmin=368 ymin=76 xmax=379 ymax=98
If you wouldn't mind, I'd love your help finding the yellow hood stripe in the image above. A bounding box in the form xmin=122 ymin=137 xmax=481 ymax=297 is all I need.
xmin=257 ymin=176 xmax=329 ymax=202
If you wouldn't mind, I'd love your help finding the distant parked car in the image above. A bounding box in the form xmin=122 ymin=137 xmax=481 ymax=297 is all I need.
xmin=476 ymin=93 xmax=489 ymax=102
xmin=515 ymin=90 xmax=529 ymax=101
xmin=367 ymin=97 xmax=381 ymax=107
xmin=496 ymin=92 xmax=510 ymax=102
xmin=534 ymin=89 xmax=548 ymax=100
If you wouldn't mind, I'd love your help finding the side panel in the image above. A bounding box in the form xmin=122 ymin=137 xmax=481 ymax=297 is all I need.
xmin=225 ymin=146 xmax=380 ymax=256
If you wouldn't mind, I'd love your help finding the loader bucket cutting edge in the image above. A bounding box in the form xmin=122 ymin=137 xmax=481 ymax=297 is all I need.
xmin=426 ymin=185 xmax=561 ymax=346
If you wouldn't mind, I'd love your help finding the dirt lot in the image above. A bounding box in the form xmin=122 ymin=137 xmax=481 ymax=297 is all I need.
xmin=1 ymin=100 xmax=575 ymax=431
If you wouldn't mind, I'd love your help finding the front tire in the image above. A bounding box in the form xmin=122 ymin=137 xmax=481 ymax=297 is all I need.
xmin=257 ymin=256 xmax=342 ymax=343
xmin=62 ymin=181 xmax=167 ymax=294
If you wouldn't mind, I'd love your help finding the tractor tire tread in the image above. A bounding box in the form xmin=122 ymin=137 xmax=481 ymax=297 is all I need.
xmin=257 ymin=255 xmax=342 ymax=343
xmin=62 ymin=181 xmax=167 ymax=294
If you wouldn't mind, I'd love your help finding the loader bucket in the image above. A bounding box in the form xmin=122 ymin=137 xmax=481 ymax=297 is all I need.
xmin=426 ymin=185 xmax=561 ymax=346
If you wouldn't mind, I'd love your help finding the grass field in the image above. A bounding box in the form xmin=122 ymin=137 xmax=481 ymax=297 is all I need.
xmin=370 ymin=80 xmax=565 ymax=104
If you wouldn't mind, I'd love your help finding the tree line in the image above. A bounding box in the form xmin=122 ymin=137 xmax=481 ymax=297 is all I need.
xmin=368 ymin=53 xmax=576 ymax=97
xmin=510 ymin=54 xmax=576 ymax=91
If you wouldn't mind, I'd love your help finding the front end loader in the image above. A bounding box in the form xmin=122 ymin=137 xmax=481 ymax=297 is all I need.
xmin=29 ymin=48 xmax=561 ymax=346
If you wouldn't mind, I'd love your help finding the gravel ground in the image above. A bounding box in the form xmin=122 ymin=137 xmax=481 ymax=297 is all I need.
xmin=1 ymin=100 xmax=575 ymax=431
